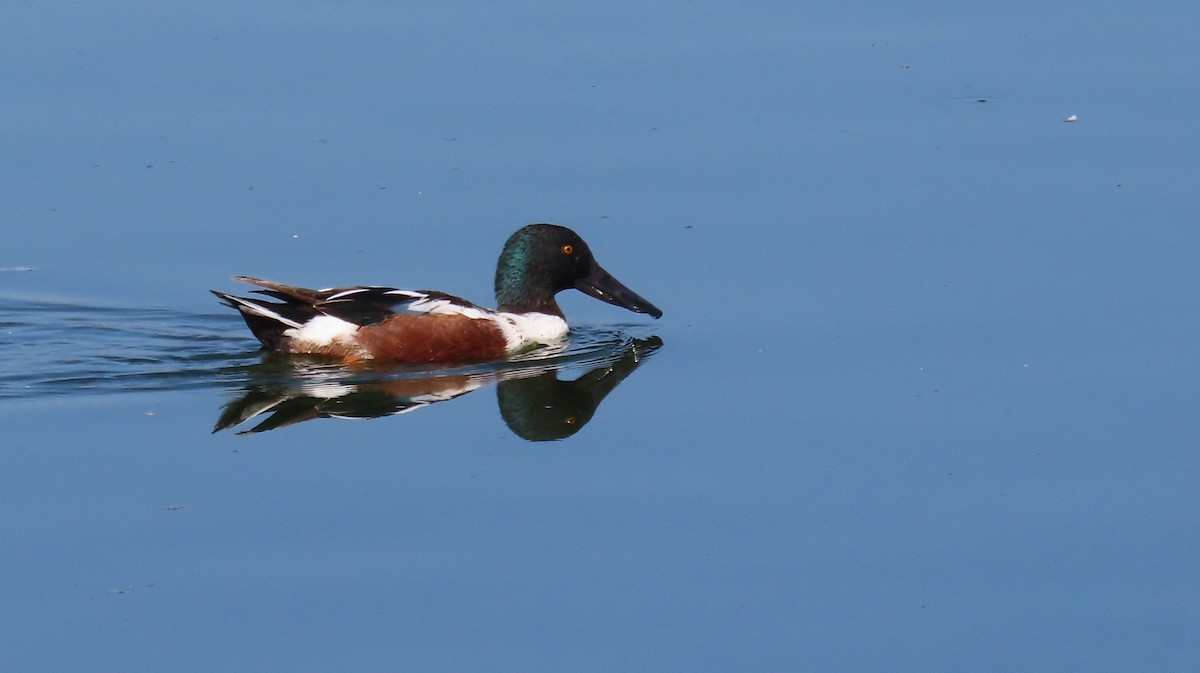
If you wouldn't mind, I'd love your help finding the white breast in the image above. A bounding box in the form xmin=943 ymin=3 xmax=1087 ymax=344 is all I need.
xmin=494 ymin=312 xmax=569 ymax=353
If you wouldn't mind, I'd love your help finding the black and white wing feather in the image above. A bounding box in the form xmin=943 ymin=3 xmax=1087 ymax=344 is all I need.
xmin=311 ymin=286 xmax=489 ymax=325
xmin=217 ymin=276 xmax=490 ymax=327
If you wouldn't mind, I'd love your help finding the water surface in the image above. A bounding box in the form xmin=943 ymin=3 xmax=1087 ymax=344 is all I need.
xmin=2 ymin=1 xmax=1198 ymax=672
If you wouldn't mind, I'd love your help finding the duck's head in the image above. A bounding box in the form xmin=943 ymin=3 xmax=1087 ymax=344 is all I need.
xmin=494 ymin=223 xmax=663 ymax=319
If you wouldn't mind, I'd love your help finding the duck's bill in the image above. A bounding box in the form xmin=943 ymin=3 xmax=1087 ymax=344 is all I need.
xmin=575 ymin=265 xmax=663 ymax=319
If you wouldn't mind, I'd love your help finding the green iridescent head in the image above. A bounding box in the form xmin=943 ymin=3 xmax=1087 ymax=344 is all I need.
xmin=493 ymin=223 xmax=662 ymax=319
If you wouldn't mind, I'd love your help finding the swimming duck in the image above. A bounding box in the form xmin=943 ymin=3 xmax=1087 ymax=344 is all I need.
xmin=212 ymin=223 xmax=662 ymax=363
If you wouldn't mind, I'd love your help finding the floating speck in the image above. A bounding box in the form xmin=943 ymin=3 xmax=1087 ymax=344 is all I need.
xmin=1064 ymin=114 xmax=1078 ymax=122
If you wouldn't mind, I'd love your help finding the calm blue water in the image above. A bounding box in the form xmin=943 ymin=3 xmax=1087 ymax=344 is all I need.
xmin=3 ymin=2 xmax=1199 ymax=671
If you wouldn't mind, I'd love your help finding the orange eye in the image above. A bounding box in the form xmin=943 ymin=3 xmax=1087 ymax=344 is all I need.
xmin=561 ymin=244 xmax=574 ymax=255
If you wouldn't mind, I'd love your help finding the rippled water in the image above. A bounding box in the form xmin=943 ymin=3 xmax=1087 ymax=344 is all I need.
xmin=0 ymin=296 xmax=249 ymax=398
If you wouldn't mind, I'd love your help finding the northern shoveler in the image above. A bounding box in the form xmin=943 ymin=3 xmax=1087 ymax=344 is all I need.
xmin=212 ymin=223 xmax=662 ymax=363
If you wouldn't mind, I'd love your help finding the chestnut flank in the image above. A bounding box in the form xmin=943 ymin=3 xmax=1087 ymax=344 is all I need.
xmin=354 ymin=313 xmax=509 ymax=363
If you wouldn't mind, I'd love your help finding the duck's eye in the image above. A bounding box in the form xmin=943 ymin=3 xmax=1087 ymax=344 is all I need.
xmin=561 ymin=244 xmax=574 ymax=255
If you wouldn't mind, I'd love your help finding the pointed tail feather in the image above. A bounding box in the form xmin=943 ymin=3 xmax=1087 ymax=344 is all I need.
xmin=232 ymin=276 xmax=327 ymax=305
xmin=211 ymin=290 xmax=305 ymax=328
xmin=212 ymin=289 xmax=310 ymax=350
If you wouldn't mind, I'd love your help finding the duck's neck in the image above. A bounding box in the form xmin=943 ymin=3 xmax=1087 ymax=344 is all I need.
xmin=495 ymin=241 xmax=563 ymax=316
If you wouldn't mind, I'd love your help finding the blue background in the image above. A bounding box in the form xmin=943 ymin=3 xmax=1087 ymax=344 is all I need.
xmin=2 ymin=2 xmax=1198 ymax=671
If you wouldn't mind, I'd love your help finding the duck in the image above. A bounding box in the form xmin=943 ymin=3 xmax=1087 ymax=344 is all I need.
xmin=212 ymin=223 xmax=662 ymax=363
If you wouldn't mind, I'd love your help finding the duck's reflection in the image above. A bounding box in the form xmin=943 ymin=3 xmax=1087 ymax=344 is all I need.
xmin=215 ymin=336 xmax=662 ymax=440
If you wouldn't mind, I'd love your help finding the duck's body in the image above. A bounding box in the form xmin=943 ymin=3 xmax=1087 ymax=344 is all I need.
xmin=216 ymin=280 xmax=569 ymax=362
xmin=212 ymin=224 xmax=661 ymax=363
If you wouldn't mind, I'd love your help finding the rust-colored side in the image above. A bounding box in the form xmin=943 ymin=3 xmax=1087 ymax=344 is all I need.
xmin=353 ymin=313 xmax=509 ymax=363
